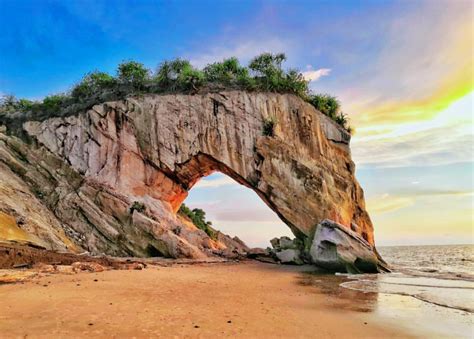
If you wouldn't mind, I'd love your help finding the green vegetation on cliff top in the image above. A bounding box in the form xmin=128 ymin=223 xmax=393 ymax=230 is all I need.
xmin=0 ymin=53 xmax=351 ymax=132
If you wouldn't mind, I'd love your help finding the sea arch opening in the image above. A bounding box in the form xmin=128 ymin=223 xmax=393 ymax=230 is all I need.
xmin=181 ymin=172 xmax=293 ymax=248
xmin=168 ymin=153 xmax=295 ymax=248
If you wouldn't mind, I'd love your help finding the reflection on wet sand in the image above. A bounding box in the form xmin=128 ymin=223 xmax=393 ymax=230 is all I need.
xmin=297 ymin=272 xmax=379 ymax=313
xmin=342 ymin=275 xmax=474 ymax=313
xmin=299 ymin=271 xmax=474 ymax=338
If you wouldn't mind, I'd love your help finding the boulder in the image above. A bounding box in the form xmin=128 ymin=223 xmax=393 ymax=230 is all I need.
xmin=309 ymin=219 xmax=387 ymax=273
xmin=270 ymin=237 xmax=280 ymax=250
xmin=215 ymin=232 xmax=249 ymax=257
xmin=71 ymin=261 xmax=106 ymax=273
xmin=275 ymin=249 xmax=304 ymax=265
xmin=279 ymin=237 xmax=295 ymax=249
xmin=122 ymin=262 xmax=146 ymax=270
xmin=35 ymin=263 xmax=56 ymax=273
xmin=246 ymin=247 xmax=268 ymax=259
xmin=270 ymin=236 xmax=303 ymax=251
xmin=269 ymin=236 xmax=307 ymax=265
xmin=55 ymin=265 xmax=76 ymax=274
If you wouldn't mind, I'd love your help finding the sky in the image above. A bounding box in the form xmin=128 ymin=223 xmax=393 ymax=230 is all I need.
xmin=0 ymin=0 xmax=472 ymax=247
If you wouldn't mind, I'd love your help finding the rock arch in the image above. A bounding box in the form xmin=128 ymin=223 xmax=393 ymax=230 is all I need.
xmin=169 ymin=152 xmax=297 ymax=236
xmin=11 ymin=91 xmax=375 ymax=256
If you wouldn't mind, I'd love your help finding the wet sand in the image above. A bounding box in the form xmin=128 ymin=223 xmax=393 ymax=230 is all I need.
xmin=0 ymin=261 xmax=427 ymax=338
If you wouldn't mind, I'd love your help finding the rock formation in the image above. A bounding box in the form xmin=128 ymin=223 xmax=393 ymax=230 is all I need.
xmin=309 ymin=219 xmax=388 ymax=273
xmin=0 ymin=91 xmax=378 ymax=267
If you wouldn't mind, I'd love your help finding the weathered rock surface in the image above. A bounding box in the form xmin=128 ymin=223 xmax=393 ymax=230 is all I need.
xmin=309 ymin=219 xmax=388 ymax=273
xmin=246 ymin=247 xmax=268 ymax=258
xmin=270 ymin=236 xmax=304 ymax=251
xmin=268 ymin=236 xmax=306 ymax=265
xmin=0 ymin=131 xmax=244 ymax=259
xmin=276 ymin=249 xmax=304 ymax=265
xmin=0 ymin=91 xmax=377 ymax=263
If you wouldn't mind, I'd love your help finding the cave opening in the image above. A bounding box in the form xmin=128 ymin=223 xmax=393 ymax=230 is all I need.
xmin=178 ymin=171 xmax=293 ymax=249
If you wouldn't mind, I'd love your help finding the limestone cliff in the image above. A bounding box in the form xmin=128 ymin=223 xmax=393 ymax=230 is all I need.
xmin=0 ymin=91 xmax=375 ymax=259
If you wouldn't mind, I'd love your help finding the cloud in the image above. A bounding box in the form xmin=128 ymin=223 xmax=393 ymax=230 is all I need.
xmin=367 ymin=194 xmax=414 ymax=214
xmin=213 ymin=208 xmax=280 ymax=223
xmin=193 ymin=176 xmax=238 ymax=189
xmin=342 ymin=0 xmax=473 ymax=127
xmin=302 ymin=67 xmax=331 ymax=82
xmin=185 ymin=197 xmax=280 ymax=223
xmin=352 ymin=92 xmax=473 ymax=167
xmin=367 ymin=189 xmax=473 ymax=215
xmin=395 ymin=189 xmax=474 ymax=198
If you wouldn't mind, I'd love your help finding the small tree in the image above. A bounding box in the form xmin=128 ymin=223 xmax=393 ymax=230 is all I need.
xmin=0 ymin=95 xmax=17 ymax=108
xmin=249 ymin=52 xmax=286 ymax=76
xmin=0 ymin=95 xmax=37 ymax=117
xmin=284 ymin=69 xmax=309 ymax=98
xmin=177 ymin=65 xmax=205 ymax=91
xmin=249 ymin=53 xmax=287 ymax=92
xmin=178 ymin=204 xmax=217 ymax=239
xmin=17 ymin=98 xmax=34 ymax=111
xmin=117 ymin=61 xmax=149 ymax=90
xmin=204 ymin=57 xmax=249 ymax=86
xmin=41 ymin=94 xmax=68 ymax=114
xmin=155 ymin=59 xmax=192 ymax=91
xmin=191 ymin=208 xmax=206 ymax=227
xmin=236 ymin=67 xmax=256 ymax=90
xmin=71 ymin=71 xmax=116 ymax=100
xmin=248 ymin=53 xmax=308 ymax=94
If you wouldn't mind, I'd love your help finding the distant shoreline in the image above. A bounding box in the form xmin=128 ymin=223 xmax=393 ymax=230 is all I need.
xmin=378 ymin=243 xmax=474 ymax=248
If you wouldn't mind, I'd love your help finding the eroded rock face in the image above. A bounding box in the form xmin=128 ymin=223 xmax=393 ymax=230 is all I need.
xmin=0 ymin=91 xmax=376 ymax=259
xmin=309 ymin=219 xmax=388 ymax=273
xmin=276 ymin=249 xmax=304 ymax=265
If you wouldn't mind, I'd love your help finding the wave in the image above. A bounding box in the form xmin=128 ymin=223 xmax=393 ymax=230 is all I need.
xmin=340 ymin=274 xmax=474 ymax=313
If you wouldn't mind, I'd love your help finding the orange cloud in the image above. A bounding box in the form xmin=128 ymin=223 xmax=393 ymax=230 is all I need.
xmin=345 ymin=2 xmax=473 ymax=129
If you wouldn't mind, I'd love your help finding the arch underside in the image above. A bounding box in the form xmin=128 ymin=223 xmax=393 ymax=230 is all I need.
xmin=169 ymin=152 xmax=306 ymax=240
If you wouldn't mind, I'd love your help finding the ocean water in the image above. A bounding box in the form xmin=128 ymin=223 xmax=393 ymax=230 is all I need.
xmin=378 ymin=244 xmax=474 ymax=280
xmin=341 ymin=244 xmax=474 ymax=313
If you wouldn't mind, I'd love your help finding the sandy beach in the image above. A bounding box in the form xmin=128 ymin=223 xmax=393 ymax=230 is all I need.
xmin=0 ymin=261 xmax=415 ymax=338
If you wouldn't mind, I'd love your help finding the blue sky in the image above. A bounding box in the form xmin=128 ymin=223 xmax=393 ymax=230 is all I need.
xmin=1 ymin=0 xmax=472 ymax=247
xmin=0 ymin=0 xmax=412 ymax=98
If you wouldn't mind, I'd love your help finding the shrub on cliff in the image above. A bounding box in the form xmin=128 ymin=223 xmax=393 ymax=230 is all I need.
xmin=71 ymin=72 xmax=117 ymax=101
xmin=283 ymin=69 xmax=309 ymax=98
xmin=177 ymin=65 xmax=206 ymax=91
xmin=307 ymin=94 xmax=340 ymax=119
xmin=130 ymin=201 xmax=146 ymax=214
xmin=204 ymin=58 xmax=246 ymax=86
xmin=249 ymin=52 xmax=285 ymax=92
xmin=154 ymin=59 xmax=205 ymax=92
xmin=249 ymin=53 xmax=286 ymax=78
xmin=41 ymin=94 xmax=70 ymax=115
xmin=0 ymin=95 xmax=34 ymax=114
xmin=178 ymin=203 xmax=217 ymax=239
xmin=262 ymin=116 xmax=278 ymax=136
xmin=335 ymin=112 xmax=348 ymax=129
xmin=248 ymin=53 xmax=309 ymax=97
xmin=0 ymin=53 xmax=351 ymax=133
xmin=117 ymin=61 xmax=150 ymax=91
xmin=129 ymin=201 xmax=146 ymax=214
